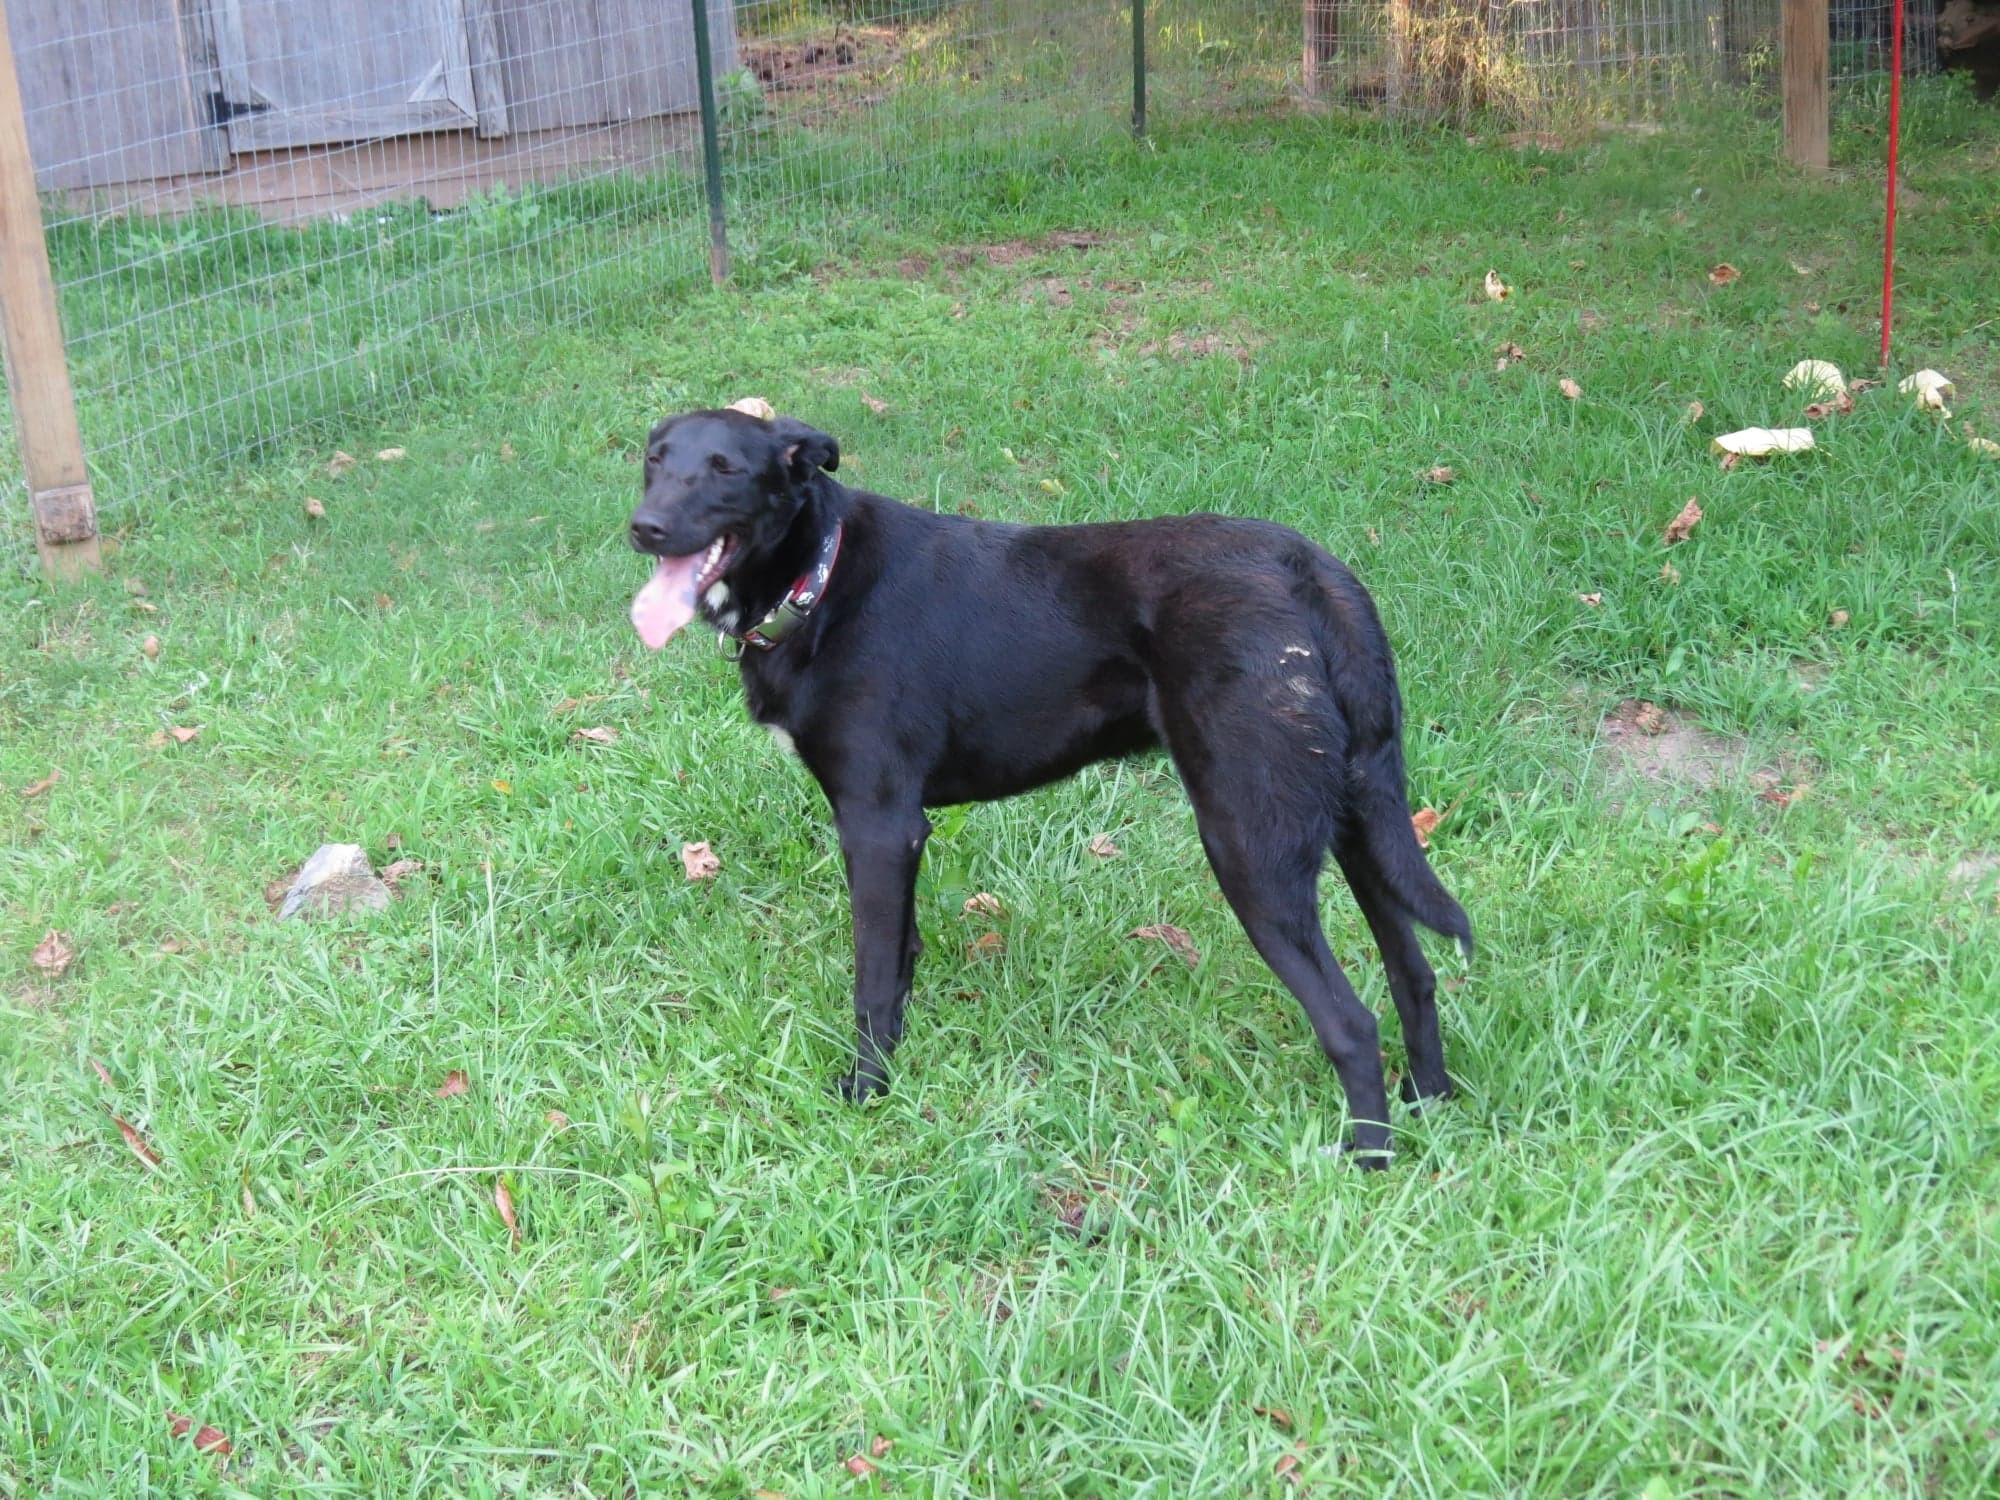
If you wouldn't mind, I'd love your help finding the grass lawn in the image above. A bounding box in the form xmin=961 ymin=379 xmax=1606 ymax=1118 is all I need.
xmin=4 ymin=81 xmax=2000 ymax=1497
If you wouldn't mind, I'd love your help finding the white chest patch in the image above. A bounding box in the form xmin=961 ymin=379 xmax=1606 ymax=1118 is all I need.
xmin=704 ymin=581 xmax=731 ymax=611
xmin=765 ymin=724 xmax=797 ymax=756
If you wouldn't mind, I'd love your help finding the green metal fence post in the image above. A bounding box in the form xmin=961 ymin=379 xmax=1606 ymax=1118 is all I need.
xmin=689 ymin=0 xmax=729 ymax=285
xmin=1132 ymin=0 xmax=1147 ymax=138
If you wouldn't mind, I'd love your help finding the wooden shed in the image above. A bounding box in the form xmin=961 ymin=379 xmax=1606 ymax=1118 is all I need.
xmin=6 ymin=1 xmax=739 ymax=216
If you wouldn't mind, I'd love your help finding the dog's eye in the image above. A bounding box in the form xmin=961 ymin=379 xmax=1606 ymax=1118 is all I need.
xmin=708 ymin=454 xmax=740 ymax=476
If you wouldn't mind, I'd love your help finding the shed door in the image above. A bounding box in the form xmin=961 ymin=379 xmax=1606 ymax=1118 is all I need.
xmin=211 ymin=0 xmax=486 ymax=151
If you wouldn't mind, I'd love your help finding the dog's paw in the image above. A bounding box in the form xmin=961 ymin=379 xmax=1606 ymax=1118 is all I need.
xmin=832 ymin=1068 xmax=888 ymax=1105
xmin=1339 ymin=1139 xmax=1395 ymax=1172
xmin=1399 ymin=1072 xmax=1455 ymax=1114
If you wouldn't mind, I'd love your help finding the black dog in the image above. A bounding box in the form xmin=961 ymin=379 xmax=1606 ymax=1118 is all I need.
xmin=628 ymin=407 xmax=1470 ymax=1163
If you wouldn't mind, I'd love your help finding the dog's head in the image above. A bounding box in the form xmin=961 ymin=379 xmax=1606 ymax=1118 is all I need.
xmin=628 ymin=408 xmax=839 ymax=650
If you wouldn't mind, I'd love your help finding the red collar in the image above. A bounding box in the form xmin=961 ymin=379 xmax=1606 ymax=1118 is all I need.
xmin=729 ymin=520 xmax=843 ymax=654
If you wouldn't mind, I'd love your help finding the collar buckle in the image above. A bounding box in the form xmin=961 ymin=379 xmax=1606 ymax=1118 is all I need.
xmin=727 ymin=520 xmax=844 ymax=656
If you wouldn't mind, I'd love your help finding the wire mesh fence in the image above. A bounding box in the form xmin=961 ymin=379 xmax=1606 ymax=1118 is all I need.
xmin=0 ymin=0 xmax=1938 ymax=542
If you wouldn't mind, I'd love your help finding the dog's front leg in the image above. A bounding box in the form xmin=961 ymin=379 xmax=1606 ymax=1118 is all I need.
xmin=832 ymin=802 xmax=930 ymax=1101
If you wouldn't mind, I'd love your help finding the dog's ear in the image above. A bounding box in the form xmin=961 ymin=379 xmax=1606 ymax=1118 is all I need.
xmin=769 ymin=416 xmax=839 ymax=477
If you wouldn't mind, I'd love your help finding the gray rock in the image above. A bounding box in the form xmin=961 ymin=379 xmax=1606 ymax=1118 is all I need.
xmin=279 ymin=843 xmax=393 ymax=921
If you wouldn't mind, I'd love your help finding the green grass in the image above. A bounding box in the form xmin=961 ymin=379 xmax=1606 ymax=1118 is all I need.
xmin=6 ymin=81 xmax=2000 ymax=1498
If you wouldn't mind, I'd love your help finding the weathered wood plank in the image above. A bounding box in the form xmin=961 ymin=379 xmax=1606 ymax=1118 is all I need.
xmin=0 ymin=0 xmax=99 ymax=577
xmin=8 ymin=0 xmax=217 ymax=189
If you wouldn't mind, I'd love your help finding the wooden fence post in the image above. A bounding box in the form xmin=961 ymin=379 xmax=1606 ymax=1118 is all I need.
xmin=0 ymin=0 xmax=99 ymax=579
xmin=1781 ymin=0 xmax=1830 ymax=171
xmin=1303 ymin=0 xmax=1339 ymax=98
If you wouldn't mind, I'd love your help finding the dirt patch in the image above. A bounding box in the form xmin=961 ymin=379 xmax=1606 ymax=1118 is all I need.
xmin=1020 ymin=275 xmax=1075 ymax=308
xmin=1946 ymin=852 xmax=2000 ymax=893
xmin=1596 ymin=698 xmax=1803 ymax=801
xmin=898 ymin=230 xmax=1108 ymax=279
xmin=1133 ymin=329 xmax=1258 ymax=364
xmin=741 ymin=25 xmax=893 ymax=94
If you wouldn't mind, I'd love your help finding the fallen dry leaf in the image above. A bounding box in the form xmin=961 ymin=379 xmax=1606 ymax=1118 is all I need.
xmin=1482 ymin=269 xmax=1511 ymax=302
xmin=1708 ymin=262 xmax=1741 ymax=287
xmin=1559 ymin=378 xmax=1582 ymax=401
xmin=726 ymin=396 xmax=776 ymax=421
xmin=966 ymin=931 xmax=1006 ymax=960
xmin=490 ymin=779 xmax=513 ymax=795
xmin=1898 ymin=368 xmax=1953 ymax=415
xmin=1804 ymin=393 xmax=1855 ymax=419
xmin=1684 ymin=400 xmax=1706 ymax=423
xmin=124 ymin=577 xmax=148 ymax=597
xmin=545 ymin=1109 xmax=571 ymax=1130
xmin=380 ymin=859 xmax=424 ymax=892
xmin=1662 ymin=497 xmax=1703 ymax=545
xmin=682 ymin=841 xmax=721 ymax=881
xmin=1967 ymin=433 xmax=2000 ymax=458
xmin=167 ymin=1413 xmax=232 ymax=1457
xmin=1275 ymin=1445 xmax=1307 ymax=1485
xmin=844 ymin=1454 xmax=878 ymax=1478
xmin=241 ymin=1170 xmax=256 ymax=1218
xmin=142 ymin=634 xmax=160 ymax=659
xmin=1087 ymin=833 xmax=1123 ymax=859
xmin=168 ymin=726 xmax=202 ymax=745
xmin=1632 ymin=701 xmax=1667 ymax=735
xmin=1712 ymin=427 xmax=1814 ymax=459
xmin=89 ymin=1057 xmax=113 ymax=1086
xmin=112 ymin=1113 xmax=161 ymax=1170
xmin=1719 ymin=452 xmax=1742 ymax=473
xmin=32 ymin=930 xmax=75 ymax=976
xmin=963 ymin=892 xmax=1006 ymax=920
xmin=1577 ymin=592 xmax=1603 ymax=607
xmin=1411 ymin=807 xmax=1442 ymax=847
xmin=159 ymin=937 xmax=186 ymax=954
xmin=1495 ymin=341 xmax=1525 ymax=362
xmin=436 ymin=1070 xmax=469 ymax=1098
xmin=870 ymin=1437 xmax=894 ymax=1459
xmin=1128 ymin=924 xmax=1200 ymax=970
xmin=1660 ymin=561 xmax=1681 ymax=585
xmin=327 ymin=450 xmax=357 ymax=477
xmin=1256 ymin=1406 xmax=1296 ymax=1430
xmin=1784 ymin=359 xmax=1847 ymax=399
xmin=860 ymin=394 xmax=889 ymax=415
xmin=500 ymin=441 xmax=519 ymax=460
xmin=1829 ymin=609 xmax=1851 ymax=628
xmin=375 ymin=447 xmax=408 ymax=462
xmin=1758 ymin=788 xmax=1794 ymax=808
xmin=572 ymin=726 xmax=619 ymax=745
xmin=1422 ymin=466 xmax=1456 ymax=485
xmin=304 ymin=496 xmax=326 ymax=520
xmin=495 ymin=1174 xmax=521 ymax=1246
xmin=21 ymin=769 xmax=60 ymax=798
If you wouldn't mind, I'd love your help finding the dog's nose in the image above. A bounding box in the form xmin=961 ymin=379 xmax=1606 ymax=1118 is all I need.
xmin=630 ymin=515 xmax=671 ymax=553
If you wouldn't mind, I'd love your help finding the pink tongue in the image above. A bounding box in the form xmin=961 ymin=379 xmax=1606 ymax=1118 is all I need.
xmin=631 ymin=554 xmax=702 ymax=650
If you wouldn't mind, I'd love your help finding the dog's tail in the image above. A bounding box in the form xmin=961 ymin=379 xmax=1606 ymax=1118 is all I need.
xmin=1350 ymin=738 xmax=1474 ymax=959
xmin=1302 ymin=552 xmax=1473 ymax=958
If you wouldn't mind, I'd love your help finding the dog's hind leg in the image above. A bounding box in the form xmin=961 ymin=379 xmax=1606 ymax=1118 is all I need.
xmin=1156 ymin=682 xmax=1395 ymax=1165
xmin=1332 ymin=842 xmax=1451 ymax=1108
xmin=831 ymin=801 xmax=930 ymax=1101
xmin=1331 ymin=738 xmax=1470 ymax=1111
